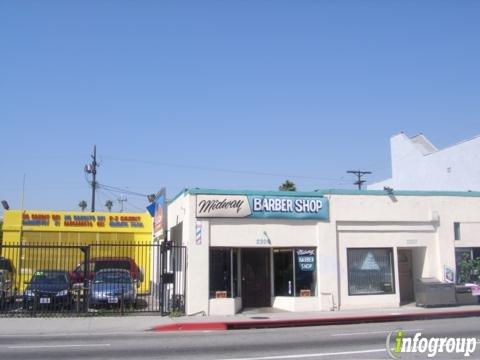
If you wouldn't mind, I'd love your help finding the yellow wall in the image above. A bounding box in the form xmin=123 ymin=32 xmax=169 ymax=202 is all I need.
xmin=1 ymin=210 xmax=153 ymax=294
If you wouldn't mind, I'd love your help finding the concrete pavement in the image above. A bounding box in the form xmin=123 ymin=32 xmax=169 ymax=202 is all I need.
xmin=1 ymin=317 xmax=479 ymax=359
xmin=1 ymin=304 xmax=480 ymax=336
xmin=0 ymin=316 xmax=163 ymax=336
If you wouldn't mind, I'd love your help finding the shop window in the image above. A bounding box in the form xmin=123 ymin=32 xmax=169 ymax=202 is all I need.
xmin=454 ymin=222 xmax=461 ymax=241
xmin=274 ymin=250 xmax=294 ymax=296
xmin=295 ymin=249 xmax=316 ymax=296
xmin=455 ymin=247 xmax=480 ymax=284
xmin=273 ymin=248 xmax=316 ymax=297
xmin=347 ymin=248 xmax=395 ymax=295
xmin=209 ymin=248 xmax=238 ymax=298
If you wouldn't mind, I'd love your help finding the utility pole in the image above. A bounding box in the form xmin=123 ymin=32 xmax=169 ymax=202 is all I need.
xmin=117 ymin=195 xmax=127 ymax=212
xmin=347 ymin=170 xmax=372 ymax=190
xmin=85 ymin=145 xmax=98 ymax=212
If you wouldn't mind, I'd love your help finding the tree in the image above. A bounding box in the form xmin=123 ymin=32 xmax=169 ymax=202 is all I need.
xmin=279 ymin=180 xmax=296 ymax=191
xmin=0 ymin=220 xmax=3 ymax=243
xmin=105 ymin=200 xmax=113 ymax=212
xmin=459 ymin=254 xmax=480 ymax=284
xmin=78 ymin=200 xmax=87 ymax=212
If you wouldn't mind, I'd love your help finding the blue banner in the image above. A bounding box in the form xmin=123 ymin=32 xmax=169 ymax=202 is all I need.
xmin=248 ymin=196 xmax=329 ymax=220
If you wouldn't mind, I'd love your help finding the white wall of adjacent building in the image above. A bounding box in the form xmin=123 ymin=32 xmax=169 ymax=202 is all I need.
xmin=369 ymin=133 xmax=480 ymax=191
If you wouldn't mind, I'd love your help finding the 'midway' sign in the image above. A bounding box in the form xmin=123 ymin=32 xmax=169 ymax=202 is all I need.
xmin=196 ymin=194 xmax=329 ymax=220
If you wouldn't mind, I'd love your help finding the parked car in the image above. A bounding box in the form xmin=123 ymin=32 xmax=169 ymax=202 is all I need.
xmin=23 ymin=270 xmax=73 ymax=311
xmin=70 ymin=257 xmax=144 ymax=287
xmin=0 ymin=257 xmax=16 ymax=308
xmin=89 ymin=269 xmax=137 ymax=308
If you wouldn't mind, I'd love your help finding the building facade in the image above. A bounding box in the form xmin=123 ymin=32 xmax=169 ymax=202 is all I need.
xmin=2 ymin=210 xmax=153 ymax=293
xmin=369 ymin=133 xmax=480 ymax=191
xmin=169 ymin=188 xmax=480 ymax=315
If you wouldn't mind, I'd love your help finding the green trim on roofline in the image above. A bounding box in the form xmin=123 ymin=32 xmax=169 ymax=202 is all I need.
xmin=173 ymin=187 xmax=480 ymax=199
xmin=170 ymin=188 xmax=189 ymax=203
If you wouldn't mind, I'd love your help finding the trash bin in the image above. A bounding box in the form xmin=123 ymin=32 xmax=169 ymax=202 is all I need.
xmin=415 ymin=278 xmax=456 ymax=307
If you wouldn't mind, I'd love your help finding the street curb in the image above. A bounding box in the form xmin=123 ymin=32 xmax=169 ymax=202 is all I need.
xmin=151 ymin=309 xmax=480 ymax=332
xmin=152 ymin=322 xmax=228 ymax=331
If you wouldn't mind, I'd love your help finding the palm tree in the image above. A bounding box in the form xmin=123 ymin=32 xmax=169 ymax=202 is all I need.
xmin=105 ymin=200 xmax=113 ymax=212
xmin=279 ymin=180 xmax=296 ymax=191
xmin=78 ymin=200 xmax=87 ymax=212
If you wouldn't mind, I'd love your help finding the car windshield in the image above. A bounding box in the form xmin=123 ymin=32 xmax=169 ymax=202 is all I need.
xmin=31 ymin=272 xmax=67 ymax=285
xmin=94 ymin=272 xmax=131 ymax=284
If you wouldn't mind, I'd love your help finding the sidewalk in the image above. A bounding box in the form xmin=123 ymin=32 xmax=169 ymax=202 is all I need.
xmin=0 ymin=315 xmax=167 ymax=336
xmin=1 ymin=305 xmax=479 ymax=336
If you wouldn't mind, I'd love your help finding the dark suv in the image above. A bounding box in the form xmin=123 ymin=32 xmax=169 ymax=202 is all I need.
xmin=70 ymin=257 xmax=144 ymax=287
xmin=0 ymin=257 xmax=16 ymax=308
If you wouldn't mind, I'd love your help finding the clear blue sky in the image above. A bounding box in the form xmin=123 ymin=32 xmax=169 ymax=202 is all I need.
xmin=1 ymin=1 xmax=479 ymax=215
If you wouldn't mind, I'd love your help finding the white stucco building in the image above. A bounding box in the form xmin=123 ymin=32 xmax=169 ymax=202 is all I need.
xmin=369 ymin=133 xmax=480 ymax=191
xmin=168 ymin=188 xmax=480 ymax=315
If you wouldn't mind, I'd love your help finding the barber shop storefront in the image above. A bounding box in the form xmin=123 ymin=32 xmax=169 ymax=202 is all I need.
xmin=168 ymin=188 xmax=480 ymax=315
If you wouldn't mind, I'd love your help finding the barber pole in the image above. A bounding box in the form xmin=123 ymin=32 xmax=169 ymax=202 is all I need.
xmin=196 ymin=221 xmax=202 ymax=245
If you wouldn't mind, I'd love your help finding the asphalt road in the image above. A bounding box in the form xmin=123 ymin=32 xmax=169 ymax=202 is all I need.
xmin=0 ymin=317 xmax=479 ymax=360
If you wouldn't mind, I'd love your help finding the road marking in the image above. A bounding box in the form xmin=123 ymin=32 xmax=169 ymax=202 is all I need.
xmin=216 ymin=348 xmax=386 ymax=360
xmin=7 ymin=344 xmax=111 ymax=350
xmin=0 ymin=331 xmax=143 ymax=338
xmin=331 ymin=328 xmax=423 ymax=337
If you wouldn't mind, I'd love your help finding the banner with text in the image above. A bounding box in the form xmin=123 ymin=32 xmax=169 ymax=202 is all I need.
xmin=196 ymin=195 xmax=329 ymax=220
xmin=154 ymin=188 xmax=167 ymax=240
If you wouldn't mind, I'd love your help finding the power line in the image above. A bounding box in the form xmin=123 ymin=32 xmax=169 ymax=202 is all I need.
xmin=124 ymin=201 xmax=145 ymax=212
xmin=99 ymin=187 xmax=145 ymax=213
xmin=98 ymin=189 xmax=117 ymax=212
xmin=99 ymin=189 xmax=119 ymax=212
xmin=102 ymin=155 xmax=343 ymax=182
xmin=97 ymin=183 xmax=149 ymax=197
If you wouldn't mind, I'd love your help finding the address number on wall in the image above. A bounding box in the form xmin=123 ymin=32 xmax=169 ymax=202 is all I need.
xmin=256 ymin=239 xmax=270 ymax=245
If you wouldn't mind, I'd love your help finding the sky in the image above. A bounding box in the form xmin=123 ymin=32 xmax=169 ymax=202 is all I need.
xmin=1 ymin=1 xmax=480 ymax=215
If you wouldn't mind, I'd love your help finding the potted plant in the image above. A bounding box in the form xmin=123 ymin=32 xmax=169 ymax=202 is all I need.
xmin=456 ymin=255 xmax=480 ymax=305
xmin=459 ymin=255 xmax=480 ymax=284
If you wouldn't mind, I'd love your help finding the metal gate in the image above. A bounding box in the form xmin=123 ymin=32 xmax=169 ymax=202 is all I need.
xmin=158 ymin=242 xmax=187 ymax=315
xmin=0 ymin=242 xmax=186 ymax=317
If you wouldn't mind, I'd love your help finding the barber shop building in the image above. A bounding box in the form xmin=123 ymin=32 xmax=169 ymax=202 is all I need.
xmin=168 ymin=188 xmax=480 ymax=315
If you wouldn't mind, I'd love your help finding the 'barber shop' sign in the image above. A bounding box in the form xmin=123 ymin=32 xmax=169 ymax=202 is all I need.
xmin=196 ymin=195 xmax=329 ymax=220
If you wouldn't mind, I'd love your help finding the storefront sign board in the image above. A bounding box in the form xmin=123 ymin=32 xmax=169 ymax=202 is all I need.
xmin=196 ymin=195 xmax=329 ymax=220
xmin=13 ymin=211 xmax=149 ymax=232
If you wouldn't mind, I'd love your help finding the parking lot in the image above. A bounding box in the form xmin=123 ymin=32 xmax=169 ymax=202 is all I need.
xmin=0 ymin=242 xmax=186 ymax=317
